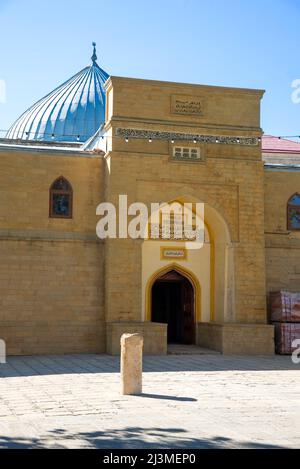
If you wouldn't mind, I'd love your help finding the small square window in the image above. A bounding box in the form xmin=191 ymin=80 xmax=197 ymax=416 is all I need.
xmin=172 ymin=146 xmax=201 ymax=161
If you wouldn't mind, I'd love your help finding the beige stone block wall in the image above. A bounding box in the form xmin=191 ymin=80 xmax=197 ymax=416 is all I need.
xmin=104 ymin=238 xmax=143 ymax=323
xmin=197 ymin=323 xmax=274 ymax=354
xmin=222 ymin=324 xmax=274 ymax=354
xmin=106 ymin=322 xmax=167 ymax=355
xmin=104 ymin=149 xmax=267 ymax=325
xmin=103 ymin=76 xmax=267 ymax=328
xmin=196 ymin=323 xmax=223 ymax=351
xmin=0 ymin=150 xmax=105 ymax=355
xmin=0 ymin=150 xmax=103 ymax=233
xmin=0 ymin=239 xmax=105 ymax=355
xmin=106 ymin=76 xmax=263 ymax=129
xmin=264 ymin=170 xmax=300 ymax=296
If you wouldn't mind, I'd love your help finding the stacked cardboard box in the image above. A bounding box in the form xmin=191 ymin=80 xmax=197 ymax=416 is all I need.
xmin=269 ymin=291 xmax=300 ymax=354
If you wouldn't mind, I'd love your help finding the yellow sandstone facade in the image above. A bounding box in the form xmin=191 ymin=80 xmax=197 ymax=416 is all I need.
xmin=0 ymin=75 xmax=298 ymax=356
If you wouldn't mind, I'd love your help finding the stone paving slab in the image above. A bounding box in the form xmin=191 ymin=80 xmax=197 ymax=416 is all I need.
xmin=167 ymin=344 xmax=221 ymax=355
xmin=0 ymin=354 xmax=299 ymax=448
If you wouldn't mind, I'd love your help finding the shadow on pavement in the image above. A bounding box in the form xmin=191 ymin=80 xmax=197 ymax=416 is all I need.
xmin=0 ymin=354 xmax=297 ymax=378
xmin=139 ymin=393 xmax=197 ymax=402
xmin=0 ymin=426 xmax=288 ymax=449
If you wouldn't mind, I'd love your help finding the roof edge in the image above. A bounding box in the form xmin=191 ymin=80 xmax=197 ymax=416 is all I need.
xmin=104 ymin=75 xmax=265 ymax=97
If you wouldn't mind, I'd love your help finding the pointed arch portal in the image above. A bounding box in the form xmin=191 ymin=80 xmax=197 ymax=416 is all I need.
xmin=151 ymin=269 xmax=196 ymax=345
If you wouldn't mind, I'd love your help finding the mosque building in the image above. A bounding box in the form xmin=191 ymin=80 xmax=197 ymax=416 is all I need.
xmin=1 ymin=44 xmax=300 ymax=356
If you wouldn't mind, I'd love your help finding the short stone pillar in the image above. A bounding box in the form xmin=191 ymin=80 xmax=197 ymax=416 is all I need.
xmin=0 ymin=339 xmax=6 ymax=364
xmin=120 ymin=333 xmax=143 ymax=395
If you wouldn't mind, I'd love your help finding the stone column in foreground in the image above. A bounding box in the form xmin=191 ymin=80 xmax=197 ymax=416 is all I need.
xmin=0 ymin=339 xmax=6 ymax=364
xmin=121 ymin=333 xmax=143 ymax=395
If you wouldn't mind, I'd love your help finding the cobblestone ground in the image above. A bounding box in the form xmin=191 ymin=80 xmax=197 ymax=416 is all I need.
xmin=0 ymin=354 xmax=299 ymax=449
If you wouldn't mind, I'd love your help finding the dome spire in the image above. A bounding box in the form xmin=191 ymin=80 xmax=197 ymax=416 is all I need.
xmin=6 ymin=46 xmax=109 ymax=143
xmin=91 ymin=42 xmax=97 ymax=64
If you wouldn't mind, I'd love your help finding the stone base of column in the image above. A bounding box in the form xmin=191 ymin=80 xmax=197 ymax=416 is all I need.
xmin=106 ymin=321 xmax=167 ymax=356
xmin=197 ymin=322 xmax=275 ymax=355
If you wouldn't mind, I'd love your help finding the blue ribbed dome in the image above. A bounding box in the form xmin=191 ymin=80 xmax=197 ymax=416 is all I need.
xmin=6 ymin=44 xmax=109 ymax=143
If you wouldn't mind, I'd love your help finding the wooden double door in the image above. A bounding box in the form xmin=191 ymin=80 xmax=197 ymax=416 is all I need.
xmin=151 ymin=270 xmax=195 ymax=345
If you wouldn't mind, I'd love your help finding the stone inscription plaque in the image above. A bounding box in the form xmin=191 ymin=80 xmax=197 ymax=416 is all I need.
xmin=171 ymin=95 xmax=203 ymax=116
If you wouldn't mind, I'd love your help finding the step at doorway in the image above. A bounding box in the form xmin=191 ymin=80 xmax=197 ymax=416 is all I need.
xmin=167 ymin=344 xmax=221 ymax=355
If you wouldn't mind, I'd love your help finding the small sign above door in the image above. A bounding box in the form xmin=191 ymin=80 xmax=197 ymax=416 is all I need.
xmin=161 ymin=247 xmax=187 ymax=261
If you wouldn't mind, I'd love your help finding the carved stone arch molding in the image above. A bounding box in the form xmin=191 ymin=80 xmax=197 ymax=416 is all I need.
xmin=136 ymin=179 xmax=238 ymax=242
xmin=141 ymin=187 xmax=235 ymax=323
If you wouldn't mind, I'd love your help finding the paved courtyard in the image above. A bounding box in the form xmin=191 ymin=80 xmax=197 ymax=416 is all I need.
xmin=0 ymin=354 xmax=299 ymax=449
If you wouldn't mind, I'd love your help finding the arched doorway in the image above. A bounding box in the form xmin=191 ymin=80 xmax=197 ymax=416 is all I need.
xmin=151 ymin=270 xmax=195 ymax=344
xmin=142 ymin=196 xmax=234 ymax=325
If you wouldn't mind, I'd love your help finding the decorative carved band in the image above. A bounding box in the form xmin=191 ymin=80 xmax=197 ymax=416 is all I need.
xmin=116 ymin=128 xmax=260 ymax=146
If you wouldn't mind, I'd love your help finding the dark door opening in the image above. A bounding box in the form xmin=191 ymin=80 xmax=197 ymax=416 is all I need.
xmin=151 ymin=270 xmax=195 ymax=344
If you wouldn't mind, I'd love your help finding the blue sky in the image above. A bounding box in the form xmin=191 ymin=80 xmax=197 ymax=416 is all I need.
xmin=0 ymin=0 xmax=299 ymax=137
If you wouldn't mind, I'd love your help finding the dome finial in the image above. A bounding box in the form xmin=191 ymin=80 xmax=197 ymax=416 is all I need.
xmin=91 ymin=42 xmax=97 ymax=63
